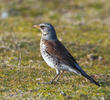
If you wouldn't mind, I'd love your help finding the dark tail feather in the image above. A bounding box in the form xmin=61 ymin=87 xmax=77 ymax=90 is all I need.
xmin=74 ymin=63 xmax=100 ymax=86
xmin=81 ymin=71 xmax=100 ymax=86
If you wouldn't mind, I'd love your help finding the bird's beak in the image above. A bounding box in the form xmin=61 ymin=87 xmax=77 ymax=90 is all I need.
xmin=33 ymin=24 xmax=40 ymax=29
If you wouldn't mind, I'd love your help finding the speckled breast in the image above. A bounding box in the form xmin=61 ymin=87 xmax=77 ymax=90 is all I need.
xmin=40 ymin=39 xmax=58 ymax=69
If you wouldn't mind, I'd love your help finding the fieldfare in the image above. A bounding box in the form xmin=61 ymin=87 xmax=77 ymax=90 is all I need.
xmin=33 ymin=23 xmax=100 ymax=86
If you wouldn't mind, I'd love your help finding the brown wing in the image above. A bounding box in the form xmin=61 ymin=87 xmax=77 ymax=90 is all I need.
xmin=44 ymin=39 xmax=78 ymax=69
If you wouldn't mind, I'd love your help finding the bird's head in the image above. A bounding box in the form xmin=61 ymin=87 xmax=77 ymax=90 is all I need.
xmin=33 ymin=23 xmax=57 ymax=40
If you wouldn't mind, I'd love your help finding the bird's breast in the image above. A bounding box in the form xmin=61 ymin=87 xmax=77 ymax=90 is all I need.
xmin=40 ymin=39 xmax=58 ymax=68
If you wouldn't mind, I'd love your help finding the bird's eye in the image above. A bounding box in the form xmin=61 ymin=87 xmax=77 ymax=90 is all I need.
xmin=40 ymin=26 xmax=45 ymax=29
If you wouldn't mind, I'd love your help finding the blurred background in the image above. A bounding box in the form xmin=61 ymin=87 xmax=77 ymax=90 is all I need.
xmin=0 ymin=0 xmax=110 ymax=99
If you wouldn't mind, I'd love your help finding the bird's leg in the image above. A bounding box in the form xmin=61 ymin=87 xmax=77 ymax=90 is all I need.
xmin=38 ymin=69 xmax=60 ymax=85
xmin=49 ymin=69 xmax=60 ymax=84
xmin=55 ymin=71 xmax=64 ymax=82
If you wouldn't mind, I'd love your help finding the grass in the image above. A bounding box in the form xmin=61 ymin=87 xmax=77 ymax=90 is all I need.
xmin=0 ymin=0 xmax=110 ymax=99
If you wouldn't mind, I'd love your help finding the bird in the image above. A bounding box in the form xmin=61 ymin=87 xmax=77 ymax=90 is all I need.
xmin=33 ymin=23 xmax=100 ymax=86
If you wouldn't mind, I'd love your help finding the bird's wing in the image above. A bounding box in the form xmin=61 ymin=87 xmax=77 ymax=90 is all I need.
xmin=44 ymin=39 xmax=100 ymax=86
xmin=44 ymin=39 xmax=80 ymax=70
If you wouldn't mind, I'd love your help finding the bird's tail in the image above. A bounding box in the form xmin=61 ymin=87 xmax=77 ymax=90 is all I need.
xmin=74 ymin=63 xmax=100 ymax=86
xmin=81 ymin=71 xmax=100 ymax=86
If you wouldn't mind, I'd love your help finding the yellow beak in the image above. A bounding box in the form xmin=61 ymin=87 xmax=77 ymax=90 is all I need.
xmin=33 ymin=24 xmax=40 ymax=29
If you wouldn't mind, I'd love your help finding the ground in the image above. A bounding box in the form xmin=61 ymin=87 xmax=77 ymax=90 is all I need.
xmin=0 ymin=0 xmax=110 ymax=100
